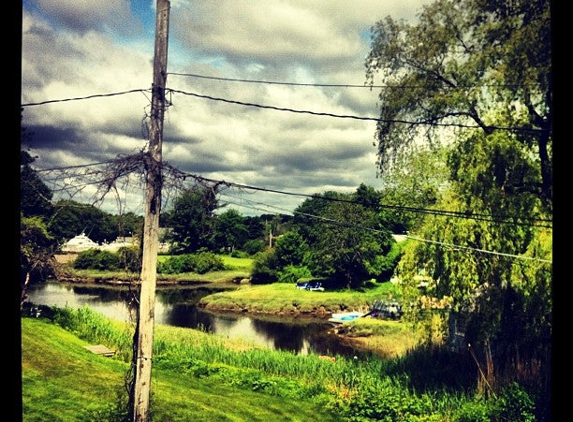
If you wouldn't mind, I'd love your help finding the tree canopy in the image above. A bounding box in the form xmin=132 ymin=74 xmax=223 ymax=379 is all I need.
xmin=366 ymin=0 xmax=552 ymax=399
xmin=365 ymin=0 xmax=551 ymax=211
xmin=291 ymin=185 xmax=396 ymax=289
xmin=163 ymin=186 xmax=220 ymax=253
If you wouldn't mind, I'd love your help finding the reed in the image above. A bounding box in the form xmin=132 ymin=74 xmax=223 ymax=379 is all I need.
xmin=40 ymin=305 xmax=539 ymax=422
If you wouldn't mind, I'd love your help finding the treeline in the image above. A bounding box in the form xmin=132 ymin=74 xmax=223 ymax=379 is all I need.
xmin=21 ymin=150 xmax=407 ymax=290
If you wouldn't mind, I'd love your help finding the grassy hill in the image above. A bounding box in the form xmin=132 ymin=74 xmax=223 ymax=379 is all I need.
xmin=21 ymin=317 xmax=338 ymax=422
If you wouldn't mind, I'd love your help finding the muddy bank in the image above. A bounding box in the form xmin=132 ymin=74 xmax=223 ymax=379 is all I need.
xmin=55 ymin=274 xmax=215 ymax=287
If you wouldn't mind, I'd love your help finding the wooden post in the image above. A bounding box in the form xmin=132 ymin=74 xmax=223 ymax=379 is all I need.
xmin=131 ymin=1 xmax=170 ymax=421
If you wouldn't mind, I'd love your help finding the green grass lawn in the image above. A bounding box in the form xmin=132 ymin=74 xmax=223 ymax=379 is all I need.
xmin=200 ymin=281 xmax=401 ymax=314
xmin=21 ymin=318 xmax=339 ymax=422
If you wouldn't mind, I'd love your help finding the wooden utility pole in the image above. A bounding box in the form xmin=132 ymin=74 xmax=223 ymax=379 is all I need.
xmin=131 ymin=1 xmax=170 ymax=421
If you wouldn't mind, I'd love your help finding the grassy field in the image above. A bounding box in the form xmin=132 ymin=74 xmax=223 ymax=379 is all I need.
xmin=61 ymin=254 xmax=253 ymax=284
xmin=200 ymin=281 xmax=400 ymax=314
xmin=21 ymin=317 xmax=340 ymax=422
xmin=20 ymin=295 xmax=541 ymax=421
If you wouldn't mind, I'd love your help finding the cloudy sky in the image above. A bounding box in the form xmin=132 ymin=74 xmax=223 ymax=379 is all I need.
xmin=21 ymin=0 xmax=431 ymax=216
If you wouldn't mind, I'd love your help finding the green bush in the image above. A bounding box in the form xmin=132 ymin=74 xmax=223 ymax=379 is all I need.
xmin=117 ymin=246 xmax=141 ymax=273
xmin=73 ymin=249 xmax=121 ymax=271
xmin=493 ymin=382 xmax=536 ymax=422
xmin=157 ymin=254 xmax=196 ymax=274
xmin=250 ymin=250 xmax=278 ymax=284
xmin=277 ymin=265 xmax=313 ymax=284
xmin=157 ymin=252 xmax=225 ymax=274
xmin=453 ymin=399 xmax=490 ymax=422
xmin=230 ymin=249 xmax=249 ymax=258
xmin=243 ymin=239 xmax=265 ymax=255
xmin=194 ymin=251 xmax=225 ymax=274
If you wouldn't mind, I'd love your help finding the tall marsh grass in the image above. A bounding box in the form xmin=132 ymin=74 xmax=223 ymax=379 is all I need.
xmin=41 ymin=305 xmax=541 ymax=422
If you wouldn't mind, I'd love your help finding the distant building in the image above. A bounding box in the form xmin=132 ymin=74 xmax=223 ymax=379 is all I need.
xmin=100 ymin=237 xmax=137 ymax=252
xmin=61 ymin=233 xmax=169 ymax=254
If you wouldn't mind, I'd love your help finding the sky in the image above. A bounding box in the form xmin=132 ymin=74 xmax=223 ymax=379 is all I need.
xmin=21 ymin=0 xmax=432 ymax=217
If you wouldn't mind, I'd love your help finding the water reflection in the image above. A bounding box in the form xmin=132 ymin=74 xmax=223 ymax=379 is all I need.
xmin=25 ymin=282 xmax=360 ymax=357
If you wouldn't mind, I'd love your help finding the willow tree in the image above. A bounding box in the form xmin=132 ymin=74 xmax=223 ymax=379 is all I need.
xmin=366 ymin=0 xmax=552 ymax=398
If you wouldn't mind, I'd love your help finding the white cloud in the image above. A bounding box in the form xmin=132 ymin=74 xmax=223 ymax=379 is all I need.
xmin=22 ymin=0 xmax=431 ymax=216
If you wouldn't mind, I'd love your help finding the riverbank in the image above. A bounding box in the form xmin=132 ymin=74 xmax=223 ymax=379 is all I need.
xmin=47 ymin=262 xmax=422 ymax=358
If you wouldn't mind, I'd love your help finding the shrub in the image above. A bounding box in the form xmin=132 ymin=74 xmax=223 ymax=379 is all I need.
xmin=493 ymin=382 xmax=536 ymax=422
xmin=157 ymin=254 xmax=196 ymax=274
xmin=73 ymin=249 xmax=120 ymax=271
xmin=250 ymin=250 xmax=278 ymax=284
xmin=117 ymin=246 xmax=141 ymax=273
xmin=230 ymin=249 xmax=248 ymax=258
xmin=243 ymin=239 xmax=265 ymax=255
xmin=277 ymin=265 xmax=313 ymax=284
xmin=453 ymin=399 xmax=490 ymax=422
xmin=194 ymin=251 xmax=225 ymax=274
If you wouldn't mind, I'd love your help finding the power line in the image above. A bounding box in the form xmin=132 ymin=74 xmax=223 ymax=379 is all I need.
xmin=33 ymin=159 xmax=552 ymax=228
xmin=182 ymin=171 xmax=552 ymax=228
xmin=169 ymin=72 xmax=376 ymax=88
xmin=406 ymin=235 xmax=552 ymax=264
xmin=168 ymin=88 xmax=546 ymax=133
xmin=20 ymin=89 xmax=151 ymax=107
xmin=219 ymin=193 xmax=552 ymax=265
xmin=168 ymin=71 xmax=528 ymax=90
xmin=20 ymin=86 xmax=546 ymax=133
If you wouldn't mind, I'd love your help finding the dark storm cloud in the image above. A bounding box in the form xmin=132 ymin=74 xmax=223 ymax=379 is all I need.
xmin=21 ymin=0 xmax=430 ymax=215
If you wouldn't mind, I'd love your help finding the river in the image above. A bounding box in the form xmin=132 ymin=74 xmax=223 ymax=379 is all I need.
xmin=24 ymin=281 xmax=361 ymax=357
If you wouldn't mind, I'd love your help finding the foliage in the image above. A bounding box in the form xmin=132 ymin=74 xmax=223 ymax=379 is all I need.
xmin=368 ymin=0 xmax=552 ymax=397
xmin=108 ymin=212 xmax=144 ymax=239
xmin=365 ymin=0 xmax=552 ymax=209
xmin=250 ymin=250 xmax=279 ymax=284
xmin=20 ymin=150 xmax=53 ymax=218
xmin=293 ymin=186 xmax=395 ymax=289
xmin=274 ymin=230 xmax=310 ymax=267
xmin=211 ymin=208 xmax=249 ymax=252
xmin=243 ymin=239 xmax=266 ymax=255
xmin=193 ymin=251 xmax=226 ymax=274
xmin=163 ymin=186 xmax=220 ymax=253
xmin=492 ymin=382 xmax=537 ymax=422
xmin=116 ymin=246 xmax=141 ymax=273
xmin=48 ymin=200 xmax=117 ymax=244
xmin=371 ymin=241 xmax=403 ymax=281
xmin=157 ymin=251 xmax=226 ymax=274
xmin=396 ymin=130 xmax=552 ymax=393
xmin=73 ymin=249 xmax=121 ymax=271
xmin=276 ymin=265 xmax=313 ymax=284
xmin=20 ymin=215 xmax=58 ymax=307
xmin=378 ymin=146 xmax=450 ymax=234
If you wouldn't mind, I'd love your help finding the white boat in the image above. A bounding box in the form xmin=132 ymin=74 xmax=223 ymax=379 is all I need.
xmin=328 ymin=311 xmax=364 ymax=324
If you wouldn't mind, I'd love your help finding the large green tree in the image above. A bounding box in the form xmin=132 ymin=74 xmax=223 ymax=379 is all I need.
xmin=20 ymin=215 xmax=58 ymax=307
xmin=109 ymin=212 xmax=144 ymax=239
xmin=293 ymin=186 xmax=396 ymax=289
xmin=211 ymin=209 xmax=249 ymax=253
xmin=48 ymin=200 xmax=116 ymax=245
xmin=367 ymin=0 xmax=552 ymax=398
xmin=366 ymin=0 xmax=551 ymax=211
xmin=164 ymin=186 xmax=220 ymax=254
xmin=378 ymin=146 xmax=450 ymax=234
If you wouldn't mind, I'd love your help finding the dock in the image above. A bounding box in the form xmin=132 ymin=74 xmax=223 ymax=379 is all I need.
xmin=84 ymin=344 xmax=116 ymax=357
